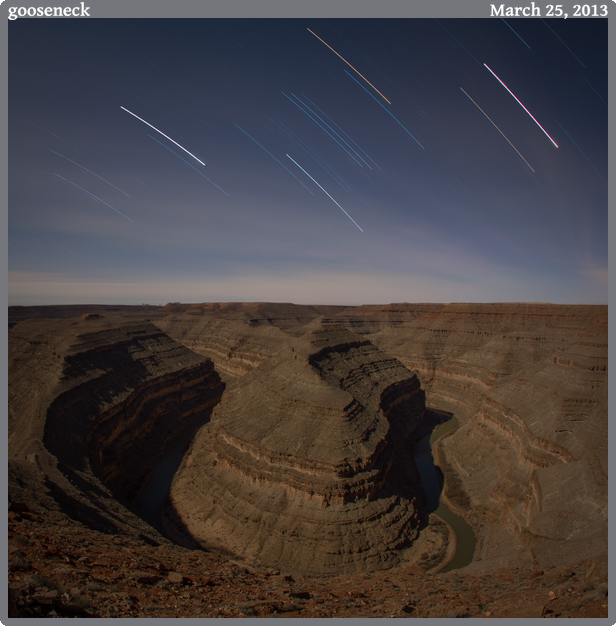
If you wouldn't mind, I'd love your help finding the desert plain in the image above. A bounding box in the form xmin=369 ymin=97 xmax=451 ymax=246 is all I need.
xmin=7 ymin=301 xmax=608 ymax=618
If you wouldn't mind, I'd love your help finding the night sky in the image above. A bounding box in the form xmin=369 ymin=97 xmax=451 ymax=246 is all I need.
xmin=8 ymin=16 xmax=608 ymax=305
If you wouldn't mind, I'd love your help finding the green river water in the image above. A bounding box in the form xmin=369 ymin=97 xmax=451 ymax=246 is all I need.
xmin=415 ymin=414 xmax=477 ymax=573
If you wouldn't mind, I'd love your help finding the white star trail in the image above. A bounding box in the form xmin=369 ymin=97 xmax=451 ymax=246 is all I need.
xmin=120 ymin=106 xmax=206 ymax=166
xmin=583 ymin=77 xmax=607 ymax=107
xmin=286 ymin=154 xmax=364 ymax=232
xmin=541 ymin=19 xmax=586 ymax=68
xmin=300 ymin=94 xmax=382 ymax=171
xmin=555 ymin=121 xmax=607 ymax=186
xmin=87 ymin=149 xmax=150 ymax=188
xmin=500 ymin=19 xmax=531 ymax=49
xmin=483 ymin=64 xmax=558 ymax=148
xmin=435 ymin=20 xmax=480 ymax=65
xmin=281 ymin=92 xmax=364 ymax=168
xmin=234 ymin=124 xmax=314 ymax=195
xmin=270 ymin=117 xmax=349 ymax=191
xmin=11 ymin=115 xmax=60 ymax=137
xmin=294 ymin=93 xmax=372 ymax=169
xmin=460 ymin=88 xmax=535 ymax=173
xmin=39 ymin=234 xmax=79 ymax=257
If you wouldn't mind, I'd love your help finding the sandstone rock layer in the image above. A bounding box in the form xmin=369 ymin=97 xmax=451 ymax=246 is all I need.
xmin=8 ymin=302 xmax=608 ymax=586
xmin=156 ymin=302 xmax=607 ymax=575
xmin=166 ymin=325 xmax=428 ymax=576
xmin=8 ymin=315 xmax=224 ymax=537
xmin=357 ymin=304 xmax=608 ymax=572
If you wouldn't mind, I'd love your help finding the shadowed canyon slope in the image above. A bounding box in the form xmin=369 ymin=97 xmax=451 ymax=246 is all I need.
xmin=7 ymin=302 xmax=608 ymax=618
xmin=9 ymin=314 xmax=224 ymax=533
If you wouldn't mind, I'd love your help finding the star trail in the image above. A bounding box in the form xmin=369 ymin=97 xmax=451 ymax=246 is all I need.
xmin=8 ymin=16 xmax=608 ymax=305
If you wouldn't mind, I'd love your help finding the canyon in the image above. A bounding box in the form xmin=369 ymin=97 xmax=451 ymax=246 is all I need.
xmin=165 ymin=324 xmax=430 ymax=576
xmin=7 ymin=302 xmax=608 ymax=618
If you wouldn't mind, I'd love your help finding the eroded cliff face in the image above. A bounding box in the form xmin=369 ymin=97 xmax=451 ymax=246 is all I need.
xmin=165 ymin=325 xmax=428 ymax=576
xmin=8 ymin=302 xmax=607 ymax=580
xmin=357 ymin=304 xmax=607 ymax=573
xmin=156 ymin=302 xmax=608 ymax=574
xmin=8 ymin=316 xmax=224 ymax=535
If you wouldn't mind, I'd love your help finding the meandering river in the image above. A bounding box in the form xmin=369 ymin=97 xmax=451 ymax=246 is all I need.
xmin=413 ymin=415 xmax=477 ymax=572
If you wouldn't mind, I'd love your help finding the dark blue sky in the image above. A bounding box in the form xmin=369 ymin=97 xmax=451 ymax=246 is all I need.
xmin=8 ymin=17 xmax=608 ymax=304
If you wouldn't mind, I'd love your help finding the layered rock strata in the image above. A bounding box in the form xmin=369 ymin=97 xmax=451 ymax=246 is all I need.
xmin=155 ymin=302 xmax=607 ymax=574
xmin=359 ymin=304 xmax=608 ymax=572
xmin=9 ymin=316 xmax=224 ymax=537
xmin=8 ymin=301 xmax=608 ymax=580
xmin=154 ymin=302 xmax=348 ymax=378
xmin=166 ymin=325 xmax=428 ymax=576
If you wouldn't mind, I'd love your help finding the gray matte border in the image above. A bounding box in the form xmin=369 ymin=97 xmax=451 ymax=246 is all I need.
xmin=2 ymin=1 xmax=613 ymax=624
xmin=3 ymin=0 xmax=501 ymax=19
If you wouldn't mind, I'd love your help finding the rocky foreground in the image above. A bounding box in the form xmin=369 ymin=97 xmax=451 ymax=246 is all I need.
xmin=7 ymin=302 xmax=609 ymax=619
xmin=8 ymin=502 xmax=609 ymax=618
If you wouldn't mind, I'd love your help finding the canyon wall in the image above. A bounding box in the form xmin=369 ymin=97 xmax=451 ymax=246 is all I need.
xmin=155 ymin=302 xmax=608 ymax=574
xmin=154 ymin=302 xmax=348 ymax=378
xmin=165 ymin=324 xmax=429 ymax=576
xmin=8 ymin=302 xmax=608 ymax=578
xmin=8 ymin=315 xmax=224 ymax=537
xmin=357 ymin=304 xmax=608 ymax=572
